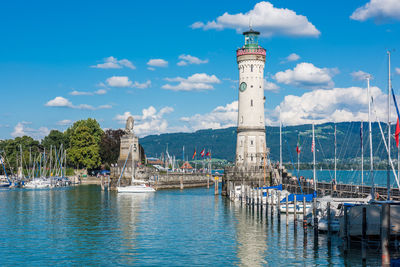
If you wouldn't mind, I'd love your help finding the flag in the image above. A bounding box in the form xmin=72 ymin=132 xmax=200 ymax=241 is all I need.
xmin=311 ymin=139 xmax=315 ymax=153
xmin=296 ymin=138 xmax=301 ymax=155
xmin=192 ymin=149 xmax=196 ymax=160
xmin=396 ymin=118 xmax=400 ymax=148
xmin=200 ymin=149 xmax=205 ymax=157
xmin=205 ymin=151 xmax=210 ymax=157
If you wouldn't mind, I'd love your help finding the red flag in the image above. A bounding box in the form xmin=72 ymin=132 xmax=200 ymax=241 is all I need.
xmin=311 ymin=140 xmax=315 ymax=153
xmin=205 ymin=151 xmax=210 ymax=157
xmin=200 ymin=149 xmax=205 ymax=157
xmin=396 ymin=118 xmax=400 ymax=148
xmin=296 ymin=136 xmax=301 ymax=155
xmin=192 ymin=149 xmax=196 ymax=159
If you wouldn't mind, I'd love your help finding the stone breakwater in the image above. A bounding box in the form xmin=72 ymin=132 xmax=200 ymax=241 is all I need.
xmin=109 ymin=170 xmax=214 ymax=190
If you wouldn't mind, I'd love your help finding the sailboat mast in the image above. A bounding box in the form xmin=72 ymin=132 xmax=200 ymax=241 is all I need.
xmin=334 ymin=123 xmax=337 ymax=183
xmin=131 ymin=144 xmax=135 ymax=184
xmin=313 ymin=123 xmax=316 ymax=192
xmin=280 ymin=111 xmax=282 ymax=169
xmin=387 ymin=50 xmax=392 ymax=200
xmin=367 ymin=76 xmax=375 ymax=198
xmin=361 ymin=121 xmax=364 ymax=192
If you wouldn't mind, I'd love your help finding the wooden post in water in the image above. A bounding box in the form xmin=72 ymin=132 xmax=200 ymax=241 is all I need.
xmin=286 ymin=192 xmax=289 ymax=226
xmin=362 ymin=206 xmax=367 ymax=265
xmin=303 ymin=197 xmax=307 ymax=228
xmin=257 ymin=187 xmax=260 ymax=206
xmin=327 ymin=202 xmax=331 ymax=236
xmin=277 ymin=191 xmax=281 ymax=217
xmin=180 ymin=175 xmax=184 ymax=190
xmin=294 ymin=195 xmax=297 ymax=223
xmin=214 ymin=178 xmax=218 ymax=195
xmin=313 ymin=197 xmax=318 ymax=234
xmin=381 ymin=203 xmax=390 ymax=267
xmin=207 ymin=176 xmax=209 ymax=189
xmin=344 ymin=206 xmax=349 ymax=254
xmin=266 ymin=189 xmax=269 ymax=206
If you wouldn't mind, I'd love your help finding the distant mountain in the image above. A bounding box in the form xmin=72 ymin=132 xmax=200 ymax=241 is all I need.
xmin=140 ymin=122 xmax=394 ymax=163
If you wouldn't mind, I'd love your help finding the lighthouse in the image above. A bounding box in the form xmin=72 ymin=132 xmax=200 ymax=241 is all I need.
xmin=235 ymin=28 xmax=267 ymax=167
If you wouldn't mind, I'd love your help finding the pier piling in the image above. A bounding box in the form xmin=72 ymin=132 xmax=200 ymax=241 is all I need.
xmin=303 ymin=197 xmax=307 ymax=228
xmin=286 ymin=193 xmax=289 ymax=226
xmin=294 ymin=195 xmax=297 ymax=223
xmin=381 ymin=203 xmax=391 ymax=267
xmin=362 ymin=206 xmax=367 ymax=265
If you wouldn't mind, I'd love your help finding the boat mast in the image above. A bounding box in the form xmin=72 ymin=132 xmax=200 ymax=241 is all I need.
xmin=334 ymin=123 xmax=337 ymax=183
xmin=387 ymin=50 xmax=392 ymax=200
xmin=367 ymin=76 xmax=375 ymax=198
xmin=280 ymin=109 xmax=282 ymax=170
xmin=313 ymin=123 xmax=316 ymax=192
xmin=131 ymin=143 xmax=135 ymax=184
xmin=361 ymin=121 xmax=364 ymax=193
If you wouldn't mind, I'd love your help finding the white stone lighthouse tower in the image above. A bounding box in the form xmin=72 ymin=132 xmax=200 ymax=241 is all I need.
xmin=236 ymin=29 xmax=267 ymax=167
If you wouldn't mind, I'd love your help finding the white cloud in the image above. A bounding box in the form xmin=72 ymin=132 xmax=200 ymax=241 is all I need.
xmin=147 ymin=59 xmax=168 ymax=67
xmin=106 ymin=76 xmax=132 ymax=87
xmin=274 ymin=62 xmax=337 ymax=89
xmin=267 ymin=86 xmax=393 ymax=126
xmin=91 ymin=56 xmax=135 ymax=69
xmin=70 ymin=89 xmax=107 ymax=96
xmin=132 ymin=80 xmax=151 ymax=89
xmin=264 ymin=79 xmax=280 ymax=91
xmin=180 ymin=101 xmax=238 ymax=131
xmin=177 ymin=54 xmax=208 ymax=66
xmin=114 ymin=106 xmax=174 ymax=137
xmin=162 ymin=73 xmax=220 ymax=91
xmin=191 ymin=1 xmax=320 ymax=37
xmin=11 ymin=122 xmax=50 ymax=140
xmin=147 ymin=67 xmax=156 ymax=71
xmin=281 ymin=53 xmax=300 ymax=63
xmin=396 ymin=67 xmax=400 ymax=75
xmin=351 ymin=70 xmax=371 ymax=81
xmin=350 ymin=0 xmax=400 ymax=22
xmin=45 ymin=96 xmax=112 ymax=110
xmin=56 ymin=119 xmax=72 ymax=126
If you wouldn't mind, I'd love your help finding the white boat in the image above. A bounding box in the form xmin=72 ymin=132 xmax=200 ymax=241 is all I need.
xmin=116 ymin=144 xmax=156 ymax=193
xmin=24 ymin=178 xmax=53 ymax=189
xmin=117 ymin=183 xmax=156 ymax=193
xmin=280 ymin=202 xmax=312 ymax=214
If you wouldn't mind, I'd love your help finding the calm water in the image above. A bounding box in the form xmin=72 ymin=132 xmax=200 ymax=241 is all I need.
xmin=0 ymin=185 xmax=384 ymax=266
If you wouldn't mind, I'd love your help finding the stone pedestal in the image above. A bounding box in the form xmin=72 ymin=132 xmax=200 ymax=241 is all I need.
xmin=113 ymin=133 xmax=140 ymax=180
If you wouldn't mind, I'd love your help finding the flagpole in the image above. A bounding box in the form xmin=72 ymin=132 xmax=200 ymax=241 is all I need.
xmin=367 ymin=76 xmax=375 ymax=199
xmin=334 ymin=123 xmax=337 ymax=183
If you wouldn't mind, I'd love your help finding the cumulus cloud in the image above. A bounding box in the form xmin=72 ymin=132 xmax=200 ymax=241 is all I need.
xmin=264 ymin=79 xmax=280 ymax=92
xmin=147 ymin=59 xmax=168 ymax=67
xmin=132 ymin=80 xmax=151 ymax=89
xmin=350 ymin=0 xmax=400 ymax=22
xmin=106 ymin=76 xmax=132 ymax=87
xmin=91 ymin=56 xmax=135 ymax=69
xmin=11 ymin=122 xmax=50 ymax=140
xmin=274 ymin=62 xmax=337 ymax=89
xmin=180 ymin=101 xmax=238 ymax=131
xmin=70 ymin=89 xmax=107 ymax=96
xmin=177 ymin=54 xmax=208 ymax=66
xmin=162 ymin=73 xmax=220 ymax=91
xmin=281 ymin=53 xmax=300 ymax=63
xmin=191 ymin=1 xmax=320 ymax=37
xmin=56 ymin=119 xmax=72 ymax=126
xmin=267 ymin=86 xmax=393 ymax=126
xmin=114 ymin=106 xmax=174 ymax=136
xmin=351 ymin=70 xmax=372 ymax=81
xmin=45 ymin=96 xmax=112 ymax=110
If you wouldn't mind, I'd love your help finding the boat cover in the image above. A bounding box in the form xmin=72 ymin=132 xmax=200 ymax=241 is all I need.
xmin=280 ymin=191 xmax=316 ymax=203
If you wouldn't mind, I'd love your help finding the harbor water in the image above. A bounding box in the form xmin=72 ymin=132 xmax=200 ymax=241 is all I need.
xmin=0 ymin=184 xmax=385 ymax=266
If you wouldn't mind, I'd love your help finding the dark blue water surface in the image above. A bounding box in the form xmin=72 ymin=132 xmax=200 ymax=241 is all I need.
xmin=0 ymin=184 xmax=384 ymax=266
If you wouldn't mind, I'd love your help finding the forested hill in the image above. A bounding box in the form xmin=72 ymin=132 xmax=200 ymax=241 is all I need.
xmin=140 ymin=121 xmax=395 ymax=163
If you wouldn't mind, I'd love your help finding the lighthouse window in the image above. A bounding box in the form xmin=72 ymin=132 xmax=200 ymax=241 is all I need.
xmin=251 ymin=65 xmax=253 ymax=72
xmin=251 ymin=100 xmax=253 ymax=107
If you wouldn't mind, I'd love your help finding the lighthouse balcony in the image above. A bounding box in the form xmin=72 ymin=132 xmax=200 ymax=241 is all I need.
xmin=236 ymin=47 xmax=266 ymax=56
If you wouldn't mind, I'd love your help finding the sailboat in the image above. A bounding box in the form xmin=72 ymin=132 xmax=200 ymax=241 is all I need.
xmin=117 ymin=144 xmax=155 ymax=193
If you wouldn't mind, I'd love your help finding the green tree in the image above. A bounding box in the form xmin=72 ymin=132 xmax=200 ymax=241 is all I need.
xmin=42 ymin=130 xmax=68 ymax=150
xmin=99 ymin=129 xmax=125 ymax=166
xmin=68 ymin=125 xmax=101 ymax=169
xmin=65 ymin=118 xmax=103 ymax=149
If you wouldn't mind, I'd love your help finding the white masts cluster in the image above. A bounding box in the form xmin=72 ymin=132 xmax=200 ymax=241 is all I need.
xmin=312 ymin=123 xmax=317 ymax=192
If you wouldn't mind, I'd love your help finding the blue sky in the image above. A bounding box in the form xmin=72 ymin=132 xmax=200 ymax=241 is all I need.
xmin=1 ymin=0 xmax=400 ymax=139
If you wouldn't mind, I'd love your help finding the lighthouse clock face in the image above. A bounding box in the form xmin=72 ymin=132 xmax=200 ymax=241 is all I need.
xmin=239 ymin=82 xmax=247 ymax=92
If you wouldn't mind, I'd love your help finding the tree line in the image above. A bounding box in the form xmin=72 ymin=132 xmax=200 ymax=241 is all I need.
xmin=0 ymin=118 xmax=125 ymax=173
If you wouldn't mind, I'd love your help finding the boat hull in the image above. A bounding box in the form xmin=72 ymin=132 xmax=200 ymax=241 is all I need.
xmin=117 ymin=185 xmax=156 ymax=193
